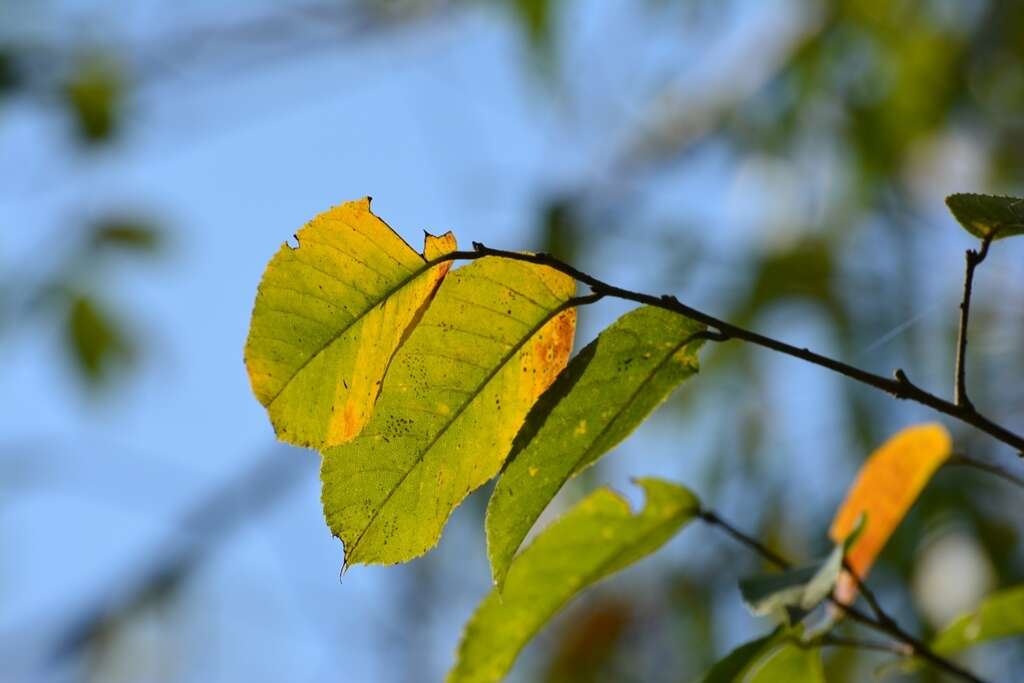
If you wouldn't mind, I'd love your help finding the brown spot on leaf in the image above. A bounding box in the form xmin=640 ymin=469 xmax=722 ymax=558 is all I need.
xmin=526 ymin=307 xmax=576 ymax=399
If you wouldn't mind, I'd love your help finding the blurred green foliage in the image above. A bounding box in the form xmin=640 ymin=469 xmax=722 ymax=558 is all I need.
xmin=65 ymin=293 xmax=134 ymax=384
xmin=62 ymin=55 xmax=123 ymax=144
xmin=88 ymin=219 xmax=163 ymax=255
xmin=0 ymin=47 xmax=18 ymax=95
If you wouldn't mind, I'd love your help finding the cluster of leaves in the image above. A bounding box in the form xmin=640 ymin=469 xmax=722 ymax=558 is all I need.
xmin=7 ymin=217 xmax=164 ymax=388
xmin=1 ymin=22 xmax=160 ymax=389
xmin=245 ymin=195 xmax=1024 ymax=681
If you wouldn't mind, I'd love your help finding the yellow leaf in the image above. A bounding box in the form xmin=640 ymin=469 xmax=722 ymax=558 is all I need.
xmin=321 ymin=256 xmax=578 ymax=566
xmin=829 ymin=423 xmax=952 ymax=603
xmin=244 ymin=198 xmax=456 ymax=449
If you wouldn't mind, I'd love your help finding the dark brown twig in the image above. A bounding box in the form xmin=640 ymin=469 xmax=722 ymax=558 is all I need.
xmin=948 ymin=453 xmax=1024 ymax=490
xmin=696 ymin=509 xmax=790 ymax=570
xmin=955 ymin=232 xmax=997 ymax=411
xmin=434 ymin=245 xmax=1024 ymax=456
xmin=820 ymin=634 xmax=912 ymax=657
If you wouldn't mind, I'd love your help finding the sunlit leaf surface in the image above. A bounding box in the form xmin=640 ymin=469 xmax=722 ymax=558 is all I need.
xmin=448 ymin=478 xmax=698 ymax=683
xmin=829 ymin=423 xmax=952 ymax=603
xmin=487 ymin=305 xmax=704 ymax=586
xmin=946 ymin=193 xmax=1024 ymax=240
xmin=245 ymin=198 xmax=456 ymax=449
xmin=321 ymin=256 xmax=577 ymax=566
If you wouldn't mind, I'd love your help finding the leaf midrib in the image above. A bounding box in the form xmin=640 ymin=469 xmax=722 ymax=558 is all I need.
xmin=264 ymin=257 xmax=436 ymax=406
xmin=569 ymin=331 xmax=701 ymax=478
xmin=346 ymin=296 xmax=577 ymax=562
xmin=492 ymin=330 xmax=700 ymax=579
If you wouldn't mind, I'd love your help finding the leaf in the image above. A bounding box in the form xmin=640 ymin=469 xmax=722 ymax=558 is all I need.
xmin=244 ymin=198 xmax=457 ymax=450
xmin=62 ymin=55 xmax=122 ymax=144
xmin=698 ymin=629 xmax=825 ymax=683
xmin=744 ymin=642 xmax=825 ymax=682
xmin=539 ymin=599 xmax=632 ymax=683
xmin=877 ymin=585 xmax=1024 ymax=678
xmin=699 ymin=633 xmax=779 ymax=683
xmin=487 ymin=305 xmax=705 ymax=586
xmin=931 ymin=584 xmax=1024 ymax=656
xmin=65 ymin=294 xmax=133 ymax=385
xmin=89 ymin=219 xmax=162 ymax=254
xmin=0 ymin=48 xmax=19 ymax=95
xmin=321 ymin=256 xmax=578 ymax=566
xmin=739 ymin=544 xmax=843 ymax=625
xmin=945 ymin=193 xmax=1024 ymax=240
xmin=511 ymin=0 xmax=555 ymax=68
xmin=829 ymin=423 xmax=952 ymax=603
xmin=447 ymin=478 xmax=699 ymax=683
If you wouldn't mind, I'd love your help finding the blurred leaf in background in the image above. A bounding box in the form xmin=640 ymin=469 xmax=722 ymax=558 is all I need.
xmin=65 ymin=293 xmax=134 ymax=387
xmin=61 ymin=54 xmax=124 ymax=145
xmin=540 ymin=599 xmax=632 ymax=683
xmin=88 ymin=219 xmax=163 ymax=255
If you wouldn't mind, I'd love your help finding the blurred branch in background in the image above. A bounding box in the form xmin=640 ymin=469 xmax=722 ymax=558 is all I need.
xmin=37 ymin=447 xmax=309 ymax=668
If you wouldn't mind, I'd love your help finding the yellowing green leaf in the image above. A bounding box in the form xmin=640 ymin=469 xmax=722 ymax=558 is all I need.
xmin=699 ymin=630 xmax=825 ymax=683
xmin=321 ymin=256 xmax=578 ymax=566
xmin=946 ymin=193 xmax=1024 ymax=240
xmin=447 ymin=478 xmax=699 ymax=683
xmin=244 ymin=198 xmax=456 ymax=449
xmin=829 ymin=423 xmax=952 ymax=603
xmin=486 ymin=305 xmax=704 ymax=586
xmin=932 ymin=584 xmax=1024 ymax=656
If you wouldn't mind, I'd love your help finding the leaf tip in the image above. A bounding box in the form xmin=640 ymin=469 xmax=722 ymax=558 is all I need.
xmin=423 ymin=229 xmax=458 ymax=261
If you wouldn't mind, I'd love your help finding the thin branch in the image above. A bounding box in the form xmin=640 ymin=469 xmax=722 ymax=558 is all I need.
xmin=955 ymin=232 xmax=997 ymax=410
xmin=434 ymin=245 xmax=1024 ymax=456
xmin=697 ymin=510 xmax=989 ymax=683
xmin=820 ymin=634 xmax=912 ymax=657
xmin=45 ymin=448 xmax=308 ymax=663
xmin=948 ymin=453 xmax=1024 ymax=490
xmin=839 ymin=559 xmax=888 ymax=624
xmin=696 ymin=509 xmax=790 ymax=570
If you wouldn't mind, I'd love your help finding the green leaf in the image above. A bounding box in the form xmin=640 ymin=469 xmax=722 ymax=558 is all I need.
xmin=486 ymin=305 xmax=704 ymax=586
xmin=698 ymin=630 xmax=825 ymax=683
xmin=321 ymin=256 xmax=579 ymax=566
xmin=62 ymin=55 xmax=123 ymax=144
xmin=746 ymin=642 xmax=826 ymax=682
xmin=447 ymin=478 xmax=699 ymax=683
xmin=244 ymin=198 xmax=457 ymax=450
xmin=89 ymin=219 xmax=162 ymax=254
xmin=932 ymin=584 xmax=1024 ymax=656
xmin=0 ymin=48 xmax=19 ymax=95
xmin=876 ymin=585 xmax=1024 ymax=678
xmin=739 ymin=544 xmax=843 ymax=624
xmin=699 ymin=633 xmax=779 ymax=683
xmin=945 ymin=193 xmax=1024 ymax=240
xmin=65 ymin=293 xmax=132 ymax=385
